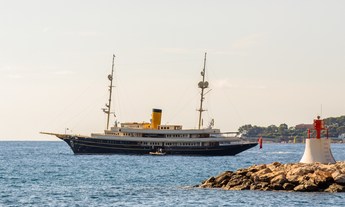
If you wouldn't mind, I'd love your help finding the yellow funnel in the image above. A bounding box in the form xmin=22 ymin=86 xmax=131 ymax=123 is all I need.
xmin=151 ymin=109 xmax=162 ymax=129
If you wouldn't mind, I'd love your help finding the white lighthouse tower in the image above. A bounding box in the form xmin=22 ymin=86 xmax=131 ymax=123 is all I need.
xmin=300 ymin=116 xmax=336 ymax=164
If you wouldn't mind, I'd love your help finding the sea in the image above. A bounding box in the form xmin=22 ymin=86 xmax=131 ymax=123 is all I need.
xmin=0 ymin=142 xmax=344 ymax=207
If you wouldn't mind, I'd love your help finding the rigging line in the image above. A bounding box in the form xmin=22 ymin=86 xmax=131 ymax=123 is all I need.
xmin=114 ymin=84 xmax=122 ymax=122
xmin=167 ymin=76 xmax=200 ymax=123
xmin=117 ymin=58 xmax=200 ymax=66
xmin=167 ymin=57 xmax=209 ymax=128
xmin=112 ymin=62 xmax=128 ymax=124
xmin=208 ymin=61 xmax=244 ymax=125
xmin=206 ymin=93 xmax=214 ymax=119
xmin=168 ymin=92 xmax=200 ymax=126
xmin=203 ymin=57 xmax=214 ymax=116
xmin=63 ymin=93 xmax=107 ymax=130
xmin=43 ymin=81 xmax=104 ymax=131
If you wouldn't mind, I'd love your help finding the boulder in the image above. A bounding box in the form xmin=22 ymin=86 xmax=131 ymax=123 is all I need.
xmin=199 ymin=176 xmax=215 ymax=188
xmin=286 ymin=165 xmax=315 ymax=178
xmin=282 ymin=182 xmax=295 ymax=191
xmin=266 ymin=162 xmax=282 ymax=172
xmin=317 ymin=163 xmax=337 ymax=174
xmin=252 ymin=182 xmax=269 ymax=191
xmin=303 ymin=180 xmax=319 ymax=192
xmin=236 ymin=168 xmax=249 ymax=176
xmin=312 ymin=170 xmax=334 ymax=189
xmin=335 ymin=162 xmax=345 ymax=173
xmin=229 ymin=179 xmax=252 ymax=191
xmin=270 ymin=173 xmax=287 ymax=186
xmin=213 ymin=171 xmax=232 ymax=187
xmin=268 ymin=183 xmax=282 ymax=190
xmin=293 ymin=184 xmax=306 ymax=192
xmin=332 ymin=171 xmax=345 ymax=184
xmin=251 ymin=167 xmax=272 ymax=183
xmin=224 ymin=174 xmax=246 ymax=189
xmin=286 ymin=174 xmax=301 ymax=185
xmin=324 ymin=183 xmax=345 ymax=192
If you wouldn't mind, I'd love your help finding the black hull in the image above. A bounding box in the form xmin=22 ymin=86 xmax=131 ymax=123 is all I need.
xmin=61 ymin=137 xmax=257 ymax=156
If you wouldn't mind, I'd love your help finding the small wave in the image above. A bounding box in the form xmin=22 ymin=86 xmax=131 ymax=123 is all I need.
xmin=268 ymin=151 xmax=294 ymax=154
xmin=178 ymin=185 xmax=196 ymax=190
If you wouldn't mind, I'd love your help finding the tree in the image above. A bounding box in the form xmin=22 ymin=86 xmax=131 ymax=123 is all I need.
xmin=238 ymin=124 xmax=253 ymax=136
xmin=278 ymin=123 xmax=288 ymax=137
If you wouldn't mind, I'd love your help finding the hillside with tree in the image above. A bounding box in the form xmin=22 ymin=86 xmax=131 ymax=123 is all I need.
xmin=238 ymin=116 xmax=345 ymax=139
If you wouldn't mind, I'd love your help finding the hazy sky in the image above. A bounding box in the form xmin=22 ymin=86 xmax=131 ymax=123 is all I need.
xmin=1 ymin=0 xmax=344 ymax=140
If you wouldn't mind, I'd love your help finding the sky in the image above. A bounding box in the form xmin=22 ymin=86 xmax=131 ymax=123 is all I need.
xmin=1 ymin=0 xmax=344 ymax=140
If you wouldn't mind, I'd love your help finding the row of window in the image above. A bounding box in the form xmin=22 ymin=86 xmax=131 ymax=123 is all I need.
xmin=107 ymin=132 xmax=120 ymax=135
xmin=141 ymin=142 xmax=162 ymax=146
xmin=165 ymin=142 xmax=200 ymax=146
xmin=140 ymin=142 xmax=201 ymax=146
xmin=166 ymin=134 xmax=189 ymax=138
xmin=106 ymin=132 xmax=209 ymax=138
xmin=88 ymin=139 xmax=216 ymax=147
xmin=108 ymin=133 xmax=198 ymax=138
xmin=92 ymin=139 xmax=132 ymax=145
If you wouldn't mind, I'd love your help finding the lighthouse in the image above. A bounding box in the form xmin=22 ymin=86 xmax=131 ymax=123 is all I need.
xmin=300 ymin=116 xmax=336 ymax=164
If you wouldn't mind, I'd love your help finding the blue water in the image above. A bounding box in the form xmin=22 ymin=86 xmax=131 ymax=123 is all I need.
xmin=0 ymin=142 xmax=344 ymax=207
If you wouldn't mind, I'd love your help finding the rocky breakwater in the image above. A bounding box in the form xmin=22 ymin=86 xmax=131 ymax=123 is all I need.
xmin=197 ymin=162 xmax=345 ymax=192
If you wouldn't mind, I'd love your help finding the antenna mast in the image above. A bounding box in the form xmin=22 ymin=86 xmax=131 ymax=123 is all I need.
xmin=197 ymin=52 xmax=209 ymax=129
xmin=320 ymin=104 xmax=323 ymax=117
xmin=103 ymin=54 xmax=116 ymax=130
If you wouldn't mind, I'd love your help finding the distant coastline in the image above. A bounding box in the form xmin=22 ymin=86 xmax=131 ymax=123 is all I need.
xmin=243 ymin=136 xmax=345 ymax=144
xmin=238 ymin=115 xmax=345 ymax=143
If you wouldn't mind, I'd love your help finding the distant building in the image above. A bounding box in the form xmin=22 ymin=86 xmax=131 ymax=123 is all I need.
xmin=295 ymin=124 xmax=313 ymax=129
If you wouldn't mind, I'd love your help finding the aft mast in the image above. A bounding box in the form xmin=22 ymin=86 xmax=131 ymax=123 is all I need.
xmin=103 ymin=54 xmax=116 ymax=130
xmin=197 ymin=52 xmax=209 ymax=129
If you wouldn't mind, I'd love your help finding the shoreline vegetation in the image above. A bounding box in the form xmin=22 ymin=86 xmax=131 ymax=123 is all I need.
xmin=239 ymin=115 xmax=345 ymax=143
xmin=197 ymin=162 xmax=345 ymax=192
